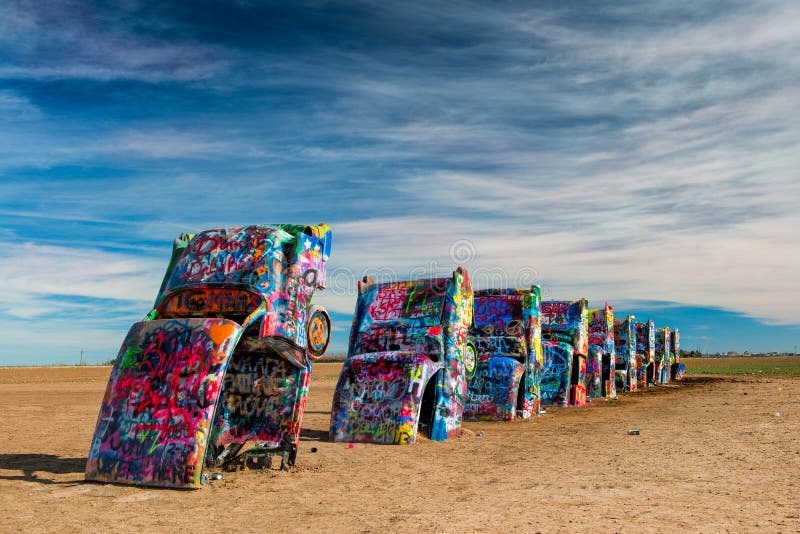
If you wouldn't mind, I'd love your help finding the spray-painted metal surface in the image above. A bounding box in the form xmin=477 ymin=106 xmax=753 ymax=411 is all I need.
xmin=541 ymin=299 xmax=589 ymax=406
xmin=86 ymin=224 xmax=332 ymax=488
xmin=670 ymin=329 xmax=683 ymax=379
xmin=654 ymin=327 xmax=672 ymax=384
xmin=464 ymin=286 xmax=543 ymax=421
xmin=613 ymin=315 xmax=637 ymax=392
xmin=85 ymin=319 xmax=241 ymax=489
xmin=634 ymin=320 xmax=655 ymax=387
xmin=330 ymin=268 xmax=474 ymax=444
xmin=587 ymin=305 xmax=616 ymax=399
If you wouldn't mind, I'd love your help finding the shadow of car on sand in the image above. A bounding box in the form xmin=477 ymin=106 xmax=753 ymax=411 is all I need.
xmin=0 ymin=454 xmax=87 ymax=485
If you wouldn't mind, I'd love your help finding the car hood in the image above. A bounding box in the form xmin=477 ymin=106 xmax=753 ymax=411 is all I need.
xmin=329 ymin=351 xmax=440 ymax=445
xmin=86 ymin=318 xmax=242 ymax=489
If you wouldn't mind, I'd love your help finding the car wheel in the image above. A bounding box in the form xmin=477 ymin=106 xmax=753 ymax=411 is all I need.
xmin=464 ymin=344 xmax=478 ymax=379
xmin=307 ymin=308 xmax=331 ymax=360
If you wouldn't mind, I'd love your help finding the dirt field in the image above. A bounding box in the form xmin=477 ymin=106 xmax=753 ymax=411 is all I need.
xmin=684 ymin=356 xmax=800 ymax=377
xmin=1 ymin=364 xmax=798 ymax=533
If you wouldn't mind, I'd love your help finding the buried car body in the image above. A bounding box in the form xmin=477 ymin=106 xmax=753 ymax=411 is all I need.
xmin=329 ymin=268 xmax=475 ymax=444
xmin=613 ymin=315 xmax=638 ymax=392
xmin=587 ymin=304 xmax=616 ymax=399
xmin=634 ymin=320 xmax=656 ymax=388
xmin=655 ymin=327 xmax=672 ymax=384
xmin=464 ymin=286 xmax=544 ymax=421
xmin=671 ymin=329 xmax=684 ymax=380
xmin=540 ymin=299 xmax=589 ymax=407
xmin=85 ymin=224 xmax=332 ymax=489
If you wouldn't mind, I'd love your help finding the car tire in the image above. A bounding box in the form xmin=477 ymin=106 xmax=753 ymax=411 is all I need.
xmin=464 ymin=344 xmax=478 ymax=380
xmin=307 ymin=308 xmax=331 ymax=360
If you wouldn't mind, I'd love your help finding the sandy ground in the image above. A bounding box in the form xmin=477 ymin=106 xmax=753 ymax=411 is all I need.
xmin=1 ymin=364 xmax=798 ymax=533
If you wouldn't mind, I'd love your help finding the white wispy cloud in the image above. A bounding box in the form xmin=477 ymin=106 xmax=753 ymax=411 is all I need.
xmin=0 ymin=238 xmax=166 ymax=362
xmin=0 ymin=241 xmax=162 ymax=319
xmin=0 ymin=1 xmax=227 ymax=83
xmin=1 ymin=0 xmax=798 ymax=361
xmin=0 ymin=90 xmax=43 ymax=120
xmin=317 ymin=207 xmax=800 ymax=328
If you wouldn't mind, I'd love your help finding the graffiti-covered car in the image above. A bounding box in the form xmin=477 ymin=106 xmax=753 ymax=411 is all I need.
xmin=670 ymin=329 xmax=684 ymax=380
xmin=540 ymin=299 xmax=589 ymax=407
xmin=85 ymin=224 xmax=332 ymax=489
xmin=587 ymin=305 xmax=616 ymax=399
xmin=464 ymin=286 xmax=543 ymax=421
xmin=613 ymin=315 xmax=637 ymax=392
xmin=329 ymin=268 xmax=475 ymax=444
xmin=654 ymin=327 xmax=672 ymax=384
xmin=634 ymin=320 xmax=655 ymax=387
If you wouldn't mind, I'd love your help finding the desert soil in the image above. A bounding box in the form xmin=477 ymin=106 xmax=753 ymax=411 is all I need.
xmin=0 ymin=364 xmax=798 ymax=533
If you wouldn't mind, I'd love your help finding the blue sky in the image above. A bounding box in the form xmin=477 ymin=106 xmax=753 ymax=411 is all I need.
xmin=1 ymin=1 xmax=799 ymax=365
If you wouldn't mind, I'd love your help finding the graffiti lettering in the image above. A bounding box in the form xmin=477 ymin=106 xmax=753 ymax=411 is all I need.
xmin=85 ymin=318 xmax=241 ymax=489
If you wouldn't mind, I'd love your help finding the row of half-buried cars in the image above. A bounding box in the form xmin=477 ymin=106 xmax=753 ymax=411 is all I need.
xmin=330 ymin=270 xmax=682 ymax=445
xmin=85 ymin=224 xmax=682 ymax=489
